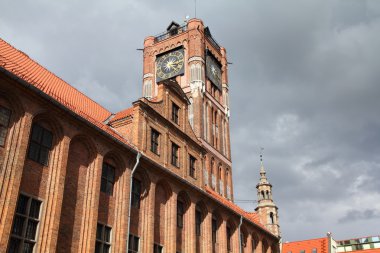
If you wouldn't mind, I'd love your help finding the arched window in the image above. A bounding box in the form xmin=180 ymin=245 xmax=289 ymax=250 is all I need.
xmin=212 ymin=215 xmax=218 ymax=253
xmin=0 ymin=105 xmax=11 ymax=147
xmin=131 ymin=178 xmax=142 ymax=208
xmin=227 ymin=224 xmax=232 ymax=252
xmin=190 ymin=64 xmax=196 ymax=82
xmin=251 ymin=236 xmax=256 ymax=253
xmin=270 ymin=212 xmax=274 ymax=224
xmin=261 ymin=191 xmax=265 ymax=200
xmin=204 ymin=103 xmax=208 ymax=141
xmin=189 ymin=98 xmax=194 ymax=128
xmin=219 ymin=166 xmax=223 ymax=196
xmin=154 ymin=184 xmax=169 ymax=251
xmin=143 ymin=80 xmax=152 ymax=99
xmin=241 ymin=232 xmax=246 ymax=249
xmin=211 ymin=158 xmax=216 ymax=189
xmin=226 ymin=168 xmax=230 ymax=199
xmin=266 ymin=190 xmax=269 ymax=199
xmin=203 ymin=157 xmax=209 ymax=186
xmin=211 ymin=108 xmax=215 ymax=146
xmin=196 ymin=63 xmax=201 ymax=81
xmin=190 ymin=63 xmax=202 ymax=83
xmin=177 ymin=200 xmax=184 ymax=228
xmin=28 ymin=123 xmax=53 ymax=166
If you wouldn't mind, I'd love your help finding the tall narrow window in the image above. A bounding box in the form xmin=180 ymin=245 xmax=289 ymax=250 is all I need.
xmin=27 ymin=123 xmax=53 ymax=166
xmin=144 ymin=80 xmax=152 ymax=99
xmin=241 ymin=233 xmax=246 ymax=249
xmin=177 ymin=200 xmax=184 ymax=228
xmin=172 ymin=102 xmax=179 ymax=124
xmin=270 ymin=212 xmax=274 ymax=224
xmin=131 ymin=178 xmax=141 ymax=209
xmin=151 ymin=128 xmax=160 ymax=155
xmin=211 ymin=108 xmax=215 ymax=146
xmin=252 ymin=238 xmax=256 ymax=253
xmin=195 ymin=208 xmax=202 ymax=236
xmin=189 ymin=155 xmax=196 ymax=178
xmin=227 ymin=225 xmax=232 ymax=252
xmin=171 ymin=142 xmax=179 ymax=167
xmin=0 ymin=105 xmax=11 ymax=146
xmin=219 ymin=166 xmax=223 ymax=195
xmin=7 ymin=194 xmax=42 ymax=253
xmin=101 ymin=163 xmax=115 ymax=196
xmin=204 ymin=103 xmax=208 ymax=141
xmin=95 ymin=223 xmax=111 ymax=253
xmin=212 ymin=216 xmax=217 ymax=253
xmin=214 ymin=111 xmax=218 ymax=148
xmin=195 ymin=206 xmax=202 ymax=253
xmin=153 ymin=244 xmax=163 ymax=253
xmin=211 ymin=159 xmax=216 ymax=189
xmin=189 ymin=98 xmax=194 ymax=128
xmin=128 ymin=234 xmax=139 ymax=253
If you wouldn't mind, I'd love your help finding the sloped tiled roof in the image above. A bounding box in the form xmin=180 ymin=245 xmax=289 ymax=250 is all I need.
xmin=109 ymin=107 xmax=134 ymax=123
xmin=0 ymin=37 xmax=137 ymax=150
xmin=283 ymin=237 xmax=328 ymax=253
xmin=0 ymin=37 xmax=273 ymax=237
xmin=0 ymin=38 xmax=112 ymax=122
xmin=205 ymin=187 xmax=271 ymax=234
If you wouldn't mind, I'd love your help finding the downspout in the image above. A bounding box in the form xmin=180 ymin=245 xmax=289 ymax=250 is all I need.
xmin=238 ymin=215 xmax=243 ymax=253
xmin=126 ymin=152 xmax=142 ymax=252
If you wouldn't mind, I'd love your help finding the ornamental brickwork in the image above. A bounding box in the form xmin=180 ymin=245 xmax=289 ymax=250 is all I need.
xmin=0 ymin=18 xmax=280 ymax=253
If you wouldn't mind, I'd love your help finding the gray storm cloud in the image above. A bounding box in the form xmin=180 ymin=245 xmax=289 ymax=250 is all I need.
xmin=1 ymin=0 xmax=380 ymax=241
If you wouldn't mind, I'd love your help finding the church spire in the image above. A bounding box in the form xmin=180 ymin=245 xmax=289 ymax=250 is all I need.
xmin=259 ymin=148 xmax=269 ymax=184
xmin=255 ymin=148 xmax=281 ymax=237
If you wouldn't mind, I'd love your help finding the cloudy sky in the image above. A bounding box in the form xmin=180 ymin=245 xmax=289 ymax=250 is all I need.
xmin=1 ymin=0 xmax=380 ymax=242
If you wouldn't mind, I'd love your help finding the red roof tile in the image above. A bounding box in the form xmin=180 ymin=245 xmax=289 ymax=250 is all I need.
xmin=0 ymin=37 xmax=137 ymax=150
xmin=283 ymin=237 xmax=328 ymax=253
xmin=0 ymin=38 xmax=112 ymax=122
xmin=205 ymin=187 xmax=271 ymax=234
xmin=109 ymin=107 xmax=134 ymax=123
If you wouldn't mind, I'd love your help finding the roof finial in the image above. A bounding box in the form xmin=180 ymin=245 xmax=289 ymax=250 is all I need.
xmin=260 ymin=147 xmax=264 ymax=166
xmin=259 ymin=147 xmax=267 ymax=177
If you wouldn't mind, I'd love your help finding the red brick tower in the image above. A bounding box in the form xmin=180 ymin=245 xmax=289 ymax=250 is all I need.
xmin=255 ymin=152 xmax=281 ymax=237
xmin=142 ymin=19 xmax=233 ymax=200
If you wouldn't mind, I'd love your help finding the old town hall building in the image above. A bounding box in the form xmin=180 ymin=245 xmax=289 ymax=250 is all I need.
xmin=0 ymin=18 xmax=280 ymax=252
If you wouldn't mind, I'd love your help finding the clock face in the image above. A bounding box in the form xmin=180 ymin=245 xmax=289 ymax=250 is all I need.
xmin=206 ymin=54 xmax=222 ymax=90
xmin=156 ymin=49 xmax=185 ymax=82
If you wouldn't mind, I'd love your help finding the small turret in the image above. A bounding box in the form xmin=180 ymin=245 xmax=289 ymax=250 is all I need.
xmin=255 ymin=149 xmax=281 ymax=237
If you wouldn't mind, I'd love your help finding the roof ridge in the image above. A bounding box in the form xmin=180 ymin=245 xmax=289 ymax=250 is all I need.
xmin=283 ymin=237 xmax=327 ymax=244
xmin=0 ymin=38 xmax=112 ymax=117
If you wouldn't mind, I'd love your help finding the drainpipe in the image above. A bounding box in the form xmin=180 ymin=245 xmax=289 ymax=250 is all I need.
xmin=327 ymin=232 xmax=332 ymax=253
xmin=238 ymin=215 xmax=243 ymax=253
xmin=126 ymin=152 xmax=142 ymax=252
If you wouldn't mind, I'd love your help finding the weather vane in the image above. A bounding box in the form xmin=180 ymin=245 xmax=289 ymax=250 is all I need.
xmin=260 ymin=147 xmax=264 ymax=164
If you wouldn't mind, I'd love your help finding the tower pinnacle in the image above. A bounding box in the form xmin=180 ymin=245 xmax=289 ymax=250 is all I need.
xmin=255 ymin=150 xmax=281 ymax=237
xmin=259 ymin=147 xmax=269 ymax=184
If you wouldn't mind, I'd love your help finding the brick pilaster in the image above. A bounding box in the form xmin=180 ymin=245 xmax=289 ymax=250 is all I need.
xmin=79 ymin=154 xmax=102 ymax=253
xmin=0 ymin=113 xmax=30 ymax=250
xmin=141 ymin=181 xmax=155 ymax=253
xmin=37 ymin=135 xmax=70 ymax=252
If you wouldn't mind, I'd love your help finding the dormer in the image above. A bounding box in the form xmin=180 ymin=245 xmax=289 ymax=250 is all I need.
xmin=167 ymin=21 xmax=180 ymax=36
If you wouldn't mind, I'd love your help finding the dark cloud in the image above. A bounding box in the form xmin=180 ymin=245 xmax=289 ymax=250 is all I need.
xmin=339 ymin=209 xmax=380 ymax=223
xmin=1 ymin=0 xmax=380 ymax=242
